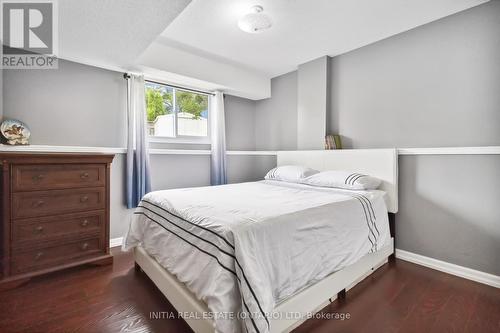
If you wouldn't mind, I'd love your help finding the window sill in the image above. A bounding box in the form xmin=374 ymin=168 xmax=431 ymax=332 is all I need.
xmin=148 ymin=136 xmax=211 ymax=145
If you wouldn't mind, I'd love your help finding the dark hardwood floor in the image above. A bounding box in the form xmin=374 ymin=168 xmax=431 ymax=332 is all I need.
xmin=1 ymin=248 xmax=499 ymax=333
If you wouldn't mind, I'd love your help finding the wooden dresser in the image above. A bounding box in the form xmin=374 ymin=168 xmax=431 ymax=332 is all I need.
xmin=0 ymin=153 xmax=114 ymax=288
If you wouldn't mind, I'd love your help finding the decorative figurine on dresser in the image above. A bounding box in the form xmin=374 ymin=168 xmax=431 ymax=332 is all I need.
xmin=0 ymin=153 xmax=114 ymax=289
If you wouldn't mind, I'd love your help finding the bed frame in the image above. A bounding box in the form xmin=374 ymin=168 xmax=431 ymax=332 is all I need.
xmin=134 ymin=149 xmax=398 ymax=333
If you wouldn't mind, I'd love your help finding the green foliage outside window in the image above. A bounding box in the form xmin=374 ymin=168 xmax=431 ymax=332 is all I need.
xmin=145 ymin=87 xmax=172 ymax=122
xmin=175 ymin=91 xmax=208 ymax=120
xmin=145 ymin=84 xmax=208 ymax=122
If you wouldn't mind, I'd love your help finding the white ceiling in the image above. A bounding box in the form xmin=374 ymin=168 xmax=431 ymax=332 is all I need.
xmin=55 ymin=0 xmax=489 ymax=99
xmin=58 ymin=0 xmax=191 ymax=69
xmin=160 ymin=0 xmax=489 ymax=77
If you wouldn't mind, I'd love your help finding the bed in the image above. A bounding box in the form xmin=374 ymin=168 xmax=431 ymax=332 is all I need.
xmin=123 ymin=149 xmax=398 ymax=333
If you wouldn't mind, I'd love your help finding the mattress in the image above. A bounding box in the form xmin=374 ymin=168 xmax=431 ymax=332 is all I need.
xmin=123 ymin=180 xmax=390 ymax=333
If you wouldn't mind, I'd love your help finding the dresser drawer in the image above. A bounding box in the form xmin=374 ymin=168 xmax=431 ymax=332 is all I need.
xmin=12 ymin=164 xmax=106 ymax=191
xmin=12 ymin=187 xmax=105 ymax=219
xmin=11 ymin=237 xmax=104 ymax=274
xmin=12 ymin=211 xmax=105 ymax=245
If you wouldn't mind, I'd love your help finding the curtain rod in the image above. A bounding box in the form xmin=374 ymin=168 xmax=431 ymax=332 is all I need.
xmin=124 ymin=73 xmax=215 ymax=96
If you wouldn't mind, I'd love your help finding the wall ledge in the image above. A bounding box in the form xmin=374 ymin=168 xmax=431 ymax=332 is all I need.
xmin=398 ymin=146 xmax=500 ymax=155
xmin=1 ymin=144 xmax=499 ymax=156
xmin=0 ymin=144 xmax=125 ymax=154
xmin=0 ymin=144 xmax=277 ymax=156
xmin=396 ymin=249 xmax=500 ymax=289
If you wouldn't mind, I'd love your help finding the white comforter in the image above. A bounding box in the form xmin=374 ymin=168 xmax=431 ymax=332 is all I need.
xmin=123 ymin=180 xmax=390 ymax=333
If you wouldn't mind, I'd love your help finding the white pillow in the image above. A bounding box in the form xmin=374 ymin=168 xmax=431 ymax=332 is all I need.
xmin=265 ymin=165 xmax=319 ymax=183
xmin=302 ymin=170 xmax=382 ymax=190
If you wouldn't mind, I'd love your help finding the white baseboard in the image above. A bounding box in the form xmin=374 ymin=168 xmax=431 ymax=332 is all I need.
xmin=110 ymin=237 xmax=123 ymax=249
xmin=395 ymin=249 xmax=500 ymax=289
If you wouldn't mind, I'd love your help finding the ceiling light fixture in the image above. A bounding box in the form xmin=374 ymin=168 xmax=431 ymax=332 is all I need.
xmin=238 ymin=5 xmax=272 ymax=34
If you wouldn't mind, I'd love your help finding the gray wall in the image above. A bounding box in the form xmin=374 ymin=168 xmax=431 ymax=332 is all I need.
xmin=297 ymin=56 xmax=328 ymax=150
xmin=328 ymin=1 xmax=499 ymax=275
xmin=251 ymin=1 xmax=500 ymax=275
xmin=329 ymin=1 xmax=500 ymax=149
xmin=2 ymin=59 xmax=273 ymax=238
xmin=3 ymin=61 xmax=127 ymax=147
xmin=224 ymin=95 xmax=255 ymax=150
xmin=255 ymin=71 xmax=298 ymax=150
xmin=398 ymin=154 xmax=500 ymax=275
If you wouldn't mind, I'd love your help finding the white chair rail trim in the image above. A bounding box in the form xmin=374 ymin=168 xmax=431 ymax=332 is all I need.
xmin=0 ymin=145 xmax=276 ymax=156
xmin=398 ymin=146 xmax=500 ymax=155
xmin=0 ymin=145 xmax=499 ymax=156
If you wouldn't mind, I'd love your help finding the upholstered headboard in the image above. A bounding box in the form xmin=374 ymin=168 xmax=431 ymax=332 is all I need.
xmin=277 ymin=149 xmax=398 ymax=213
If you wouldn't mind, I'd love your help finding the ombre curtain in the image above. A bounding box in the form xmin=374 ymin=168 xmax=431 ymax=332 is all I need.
xmin=126 ymin=74 xmax=152 ymax=208
xmin=210 ymin=91 xmax=227 ymax=185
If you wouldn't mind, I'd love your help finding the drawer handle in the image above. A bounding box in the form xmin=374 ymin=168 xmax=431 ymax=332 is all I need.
xmin=33 ymin=200 xmax=45 ymax=208
xmin=32 ymin=174 xmax=45 ymax=182
xmin=80 ymin=196 xmax=89 ymax=203
xmin=34 ymin=252 xmax=43 ymax=261
xmin=81 ymin=242 xmax=89 ymax=251
xmin=34 ymin=225 xmax=44 ymax=234
xmin=80 ymin=172 xmax=89 ymax=179
xmin=81 ymin=219 xmax=89 ymax=227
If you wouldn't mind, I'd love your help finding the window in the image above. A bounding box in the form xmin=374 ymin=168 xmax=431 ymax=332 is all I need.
xmin=145 ymin=81 xmax=210 ymax=141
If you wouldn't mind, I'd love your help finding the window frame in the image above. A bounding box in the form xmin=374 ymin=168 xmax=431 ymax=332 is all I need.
xmin=145 ymin=80 xmax=212 ymax=145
